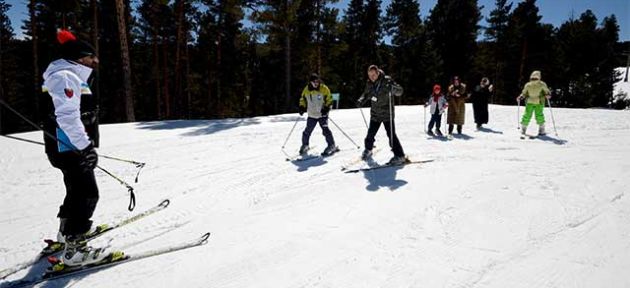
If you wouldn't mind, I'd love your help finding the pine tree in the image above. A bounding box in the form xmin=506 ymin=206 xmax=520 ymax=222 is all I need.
xmin=115 ymin=0 xmax=135 ymax=121
xmin=427 ymin=0 xmax=481 ymax=83
xmin=483 ymin=0 xmax=512 ymax=103
xmin=384 ymin=0 xmax=438 ymax=103
xmin=0 ymin=0 xmax=12 ymax=134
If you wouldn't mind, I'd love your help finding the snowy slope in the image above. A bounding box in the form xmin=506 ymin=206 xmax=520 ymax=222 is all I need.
xmin=1 ymin=104 xmax=629 ymax=288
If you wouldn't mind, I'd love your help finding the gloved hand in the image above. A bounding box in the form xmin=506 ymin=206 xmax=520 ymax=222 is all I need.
xmin=79 ymin=144 xmax=98 ymax=172
xmin=356 ymin=97 xmax=365 ymax=107
xmin=298 ymin=106 xmax=306 ymax=116
xmin=516 ymin=95 xmax=524 ymax=102
xmin=321 ymin=106 xmax=330 ymax=116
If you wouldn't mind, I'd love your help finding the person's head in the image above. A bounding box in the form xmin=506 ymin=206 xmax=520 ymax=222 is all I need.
xmin=452 ymin=76 xmax=461 ymax=86
xmin=530 ymin=70 xmax=541 ymax=81
xmin=367 ymin=65 xmax=381 ymax=82
xmin=433 ymin=84 xmax=441 ymax=95
xmin=481 ymin=77 xmax=490 ymax=86
xmin=57 ymin=29 xmax=99 ymax=69
xmin=309 ymin=73 xmax=320 ymax=88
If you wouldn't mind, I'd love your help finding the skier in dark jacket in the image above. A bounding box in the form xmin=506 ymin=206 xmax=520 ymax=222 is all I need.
xmin=41 ymin=29 xmax=115 ymax=267
xmin=356 ymin=65 xmax=406 ymax=165
xmin=471 ymin=77 xmax=493 ymax=129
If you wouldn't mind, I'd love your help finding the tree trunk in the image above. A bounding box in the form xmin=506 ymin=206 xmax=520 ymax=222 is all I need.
xmin=284 ymin=0 xmax=291 ymax=111
xmin=185 ymin=39 xmax=191 ymax=119
xmin=0 ymin=25 xmax=3 ymax=134
xmin=162 ymin=41 xmax=170 ymax=118
xmin=216 ymin=2 xmax=223 ymax=116
xmin=518 ymin=39 xmax=528 ymax=87
xmin=316 ymin=0 xmax=321 ymax=75
xmin=90 ymin=0 xmax=101 ymax=121
xmin=174 ymin=0 xmax=186 ymax=118
xmin=115 ymin=0 xmax=135 ymax=121
xmin=153 ymin=35 xmax=162 ymax=119
xmin=29 ymin=0 xmax=39 ymax=123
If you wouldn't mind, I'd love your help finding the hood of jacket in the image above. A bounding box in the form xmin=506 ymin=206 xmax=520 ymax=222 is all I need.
xmin=43 ymin=59 xmax=93 ymax=83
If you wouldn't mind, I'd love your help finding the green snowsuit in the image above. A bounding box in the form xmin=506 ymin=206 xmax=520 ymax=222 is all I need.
xmin=520 ymin=71 xmax=550 ymax=126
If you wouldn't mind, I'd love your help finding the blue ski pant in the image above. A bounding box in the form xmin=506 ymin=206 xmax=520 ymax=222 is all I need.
xmin=302 ymin=116 xmax=335 ymax=146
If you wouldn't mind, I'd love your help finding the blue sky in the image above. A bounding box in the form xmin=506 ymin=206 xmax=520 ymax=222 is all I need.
xmin=5 ymin=0 xmax=629 ymax=41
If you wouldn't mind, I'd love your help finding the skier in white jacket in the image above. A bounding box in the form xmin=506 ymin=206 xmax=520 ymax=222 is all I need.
xmin=41 ymin=29 xmax=108 ymax=267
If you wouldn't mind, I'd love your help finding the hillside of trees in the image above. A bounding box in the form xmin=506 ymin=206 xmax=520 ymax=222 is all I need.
xmin=0 ymin=0 xmax=627 ymax=134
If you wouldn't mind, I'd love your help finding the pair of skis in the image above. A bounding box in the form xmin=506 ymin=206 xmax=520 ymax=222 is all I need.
xmin=285 ymin=146 xmax=340 ymax=162
xmin=340 ymin=148 xmax=433 ymax=173
xmin=343 ymin=158 xmax=434 ymax=173
xmin=0 ymin=199 xmax=210 ymax=286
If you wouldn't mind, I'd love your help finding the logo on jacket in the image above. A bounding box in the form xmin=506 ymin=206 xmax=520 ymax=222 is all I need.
xmin=64 ymin=88 xmax=74 ymax=98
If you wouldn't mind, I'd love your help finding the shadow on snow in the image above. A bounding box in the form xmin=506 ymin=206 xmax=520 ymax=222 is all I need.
xmin=135 ymin=118 xmax=261 ymax=136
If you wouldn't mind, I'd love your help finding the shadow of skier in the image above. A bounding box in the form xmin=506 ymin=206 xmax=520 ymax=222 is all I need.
xmin=362 ymin=162 xmax=408 ymax=192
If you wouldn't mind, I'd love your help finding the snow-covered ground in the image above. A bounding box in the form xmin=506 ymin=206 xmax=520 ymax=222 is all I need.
xmin=1 ymin=104 xmax=629 ymax=288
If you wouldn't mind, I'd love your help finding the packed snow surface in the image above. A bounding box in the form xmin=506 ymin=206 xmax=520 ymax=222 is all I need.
xmin=1 ymin=104 xmax=629 ymax=287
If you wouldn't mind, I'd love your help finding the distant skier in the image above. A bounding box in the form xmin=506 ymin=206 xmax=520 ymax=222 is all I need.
xmin=356 ymin=65 xmax=406 ymax=165
xmin=471 ymin=77 xmax=493 ymax=130
xmin=41 ymin=29 xmax=111 ymax=267
xmin=298 ymin=73 xmax=339 ymax=156
xmin=425 ymin=84 xmax=448 ymax=137
xmin=447 ymin=76 xmax=468 ymax=135
xmin=517 ymin=70 xmax=551 ymax=136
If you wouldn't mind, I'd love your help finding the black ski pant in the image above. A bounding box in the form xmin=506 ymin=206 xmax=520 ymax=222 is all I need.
xmin=428 ymin=109 xmax=442 ymax=131
xmin=47 ymin=153 xmax=99 ymax=237
xmin=302 ymin=116 xmax=335 ymax=147
xmin=364 ymin=120 xmax=405 ymax=157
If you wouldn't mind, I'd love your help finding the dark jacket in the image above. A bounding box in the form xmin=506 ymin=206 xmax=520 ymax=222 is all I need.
xmin=357 ymin=74 xmax=403 ymax=122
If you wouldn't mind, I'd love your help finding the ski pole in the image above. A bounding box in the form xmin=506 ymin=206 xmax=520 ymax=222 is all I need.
xmin=358 ymin=107 xmax=369 ymax=129
xmin=0 ymin=99 xmax=137 ymax=211
xmin=0 ymin=134 xmax=146 ymax=183
xmin=423 ymin=103 xmax=427 ymax=133
xmin=546 ymin=97 xmax=558 ymax=136
xmin=280 ymin=115 xmax=301 ymax=158
xmin=281 ymin=115 xmax=300 ymax=149
xmin=388 ymin=90 xmax=394 ymax=150
xmin=328 ymin=116 xmax=360 ymax=149
xmin=517 ymin=98 xmax=521 ymax=130
xmin=99 ymin=154 xmax=146 ymax=183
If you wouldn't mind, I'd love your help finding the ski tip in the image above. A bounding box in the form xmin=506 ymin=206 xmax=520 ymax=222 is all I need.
xmin=200 ymin=232 xmax=211 ymax=244
xmin=159 ymin=199 xmax=171 ymax=208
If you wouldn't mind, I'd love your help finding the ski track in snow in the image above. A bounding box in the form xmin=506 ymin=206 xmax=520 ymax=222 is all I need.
xmin=1 ymin=104 xmax=629 ymax=288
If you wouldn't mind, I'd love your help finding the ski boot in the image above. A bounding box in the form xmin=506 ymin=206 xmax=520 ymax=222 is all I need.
xmin=321 ymin=145 xmax=339 ymax=157
xmin=298 ymin=145 xmax=309 ymax=155
xmin=538 ymin=124 xmax=546 ymax=136
xmin=52 ymin=233 xmax=119 ymax=270
xmin=361 ymin=149 xmax=373 ymax=160
xmin=387 ymin=155 xmax=408 ymax=166
xmin=427 ymin=130 xmax=435 ymax=137
xmin=435 ymin=129 xmax=443 ymax=137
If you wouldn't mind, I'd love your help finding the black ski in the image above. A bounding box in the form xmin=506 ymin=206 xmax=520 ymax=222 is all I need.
xmin=344 ymin=159 xmax=434 ymax=173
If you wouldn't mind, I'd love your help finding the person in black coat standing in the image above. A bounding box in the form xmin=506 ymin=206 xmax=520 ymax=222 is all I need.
xmin=471 ymin=77 xmax=493 ymax=130
xmin=356 ymin=65 xmax=406 ymax=165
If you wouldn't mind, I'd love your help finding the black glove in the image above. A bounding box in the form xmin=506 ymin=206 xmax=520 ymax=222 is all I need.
xmin=356 ymin=97 xmax=365 ymax=107
xmin=321 ymin=106 xmax=330 ymax=116
xmin=298 ymin=106 xmax=306 ymax=116
xmin=79 ymin=144 xmax=98 ymax=171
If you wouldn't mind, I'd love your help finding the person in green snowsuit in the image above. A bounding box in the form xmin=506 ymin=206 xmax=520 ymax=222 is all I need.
xmin=517 ymin=70 xmax=551 ymax=136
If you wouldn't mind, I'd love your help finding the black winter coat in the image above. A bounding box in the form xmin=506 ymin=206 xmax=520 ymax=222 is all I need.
xmin=358 ymin=74 xmax=404 ymax=122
